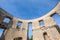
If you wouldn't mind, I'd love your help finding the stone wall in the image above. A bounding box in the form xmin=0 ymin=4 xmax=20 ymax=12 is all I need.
xmin=0 ymin=1 xmax=60 ymax=40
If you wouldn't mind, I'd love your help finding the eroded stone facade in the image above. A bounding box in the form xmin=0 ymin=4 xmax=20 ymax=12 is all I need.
xmin=0 ymin=1 xmax=60 ymax=40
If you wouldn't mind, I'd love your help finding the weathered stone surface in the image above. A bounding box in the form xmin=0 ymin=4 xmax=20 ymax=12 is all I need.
xmin=0 ymin=1 xmax=60 ymax=40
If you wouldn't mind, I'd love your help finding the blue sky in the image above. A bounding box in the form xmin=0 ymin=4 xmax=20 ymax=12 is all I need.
xmin=0 ymin=0 xmax=59 ymax=19
xmin=0 ymin=0 xmax=60 ymax=38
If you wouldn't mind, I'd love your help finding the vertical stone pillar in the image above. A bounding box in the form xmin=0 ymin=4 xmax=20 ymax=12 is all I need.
xmin=44 ymin=17 xmax=56 ymax=27
xmin=33 ymin=29 xmax=44 ymax=40
xmin=11 ymin=17 xmax=18 ymax=28
xmin=32 ymin=21 xmax=40 ymax=30
xmin=5 ymin=17 xmax=18 ymax=40
xmin=21 ymin=21 xmax=28 ymax=40
xmin=44 ymin=17 xmax=60 ymax=40
xmin=32 ymin=21 xmax=44 ymax=40
xmin=47 ymin=27 xmax=60 ymax=40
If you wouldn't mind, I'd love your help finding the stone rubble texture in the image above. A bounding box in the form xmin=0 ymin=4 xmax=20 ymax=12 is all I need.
xmin=0 ymin=0 xmax=60 ymax=40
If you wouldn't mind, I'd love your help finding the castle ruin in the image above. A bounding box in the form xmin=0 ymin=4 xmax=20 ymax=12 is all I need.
xmin=0 ymin=0 xmax=60 ymax=40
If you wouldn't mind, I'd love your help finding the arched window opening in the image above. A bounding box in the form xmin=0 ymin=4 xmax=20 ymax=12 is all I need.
xmin=43 ymin=32 xmax=47 ymax=40
xmin=3 ymin=18 xmax=10 ymax=23
xmin=39 ymin=20 xmax=44 ymax=27
xmin=43 ymin=32 xmax=49 ymax=40
xmin=14 ymin=37 xmax=22 ymax=40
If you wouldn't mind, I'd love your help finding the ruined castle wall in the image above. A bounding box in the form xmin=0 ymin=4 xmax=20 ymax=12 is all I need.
xmin=0 ymin=1 xmax=60 ymax=40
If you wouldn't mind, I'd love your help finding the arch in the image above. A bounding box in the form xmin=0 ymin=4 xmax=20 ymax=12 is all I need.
xmin=43 ymin=32 xmax=50 ymax=40
xmin=14 ymin=37 xmax=22 ymax=40
xmin=43 ymin=32 xmax=47 ymax=40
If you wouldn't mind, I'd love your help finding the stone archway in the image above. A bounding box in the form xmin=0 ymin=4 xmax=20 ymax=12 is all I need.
xmin=14 ymin=37 xmax=22 ymax=40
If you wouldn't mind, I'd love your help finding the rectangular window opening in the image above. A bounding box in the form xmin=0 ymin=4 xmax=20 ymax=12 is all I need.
xmin=28 ymin=23 xmax=33 ymax=40
xmin=51 ymin=13 xmax=60 ymax=27
xmin=0 ymin=28 xmax=5 ymax=37
xmin=39 ymin=20 xmax=44 ymax=27
xmin=51 ymin=13 xmax=60 ymax=33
